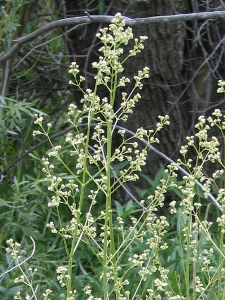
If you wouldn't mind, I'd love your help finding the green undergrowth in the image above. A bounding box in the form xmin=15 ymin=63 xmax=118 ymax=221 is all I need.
xmin=1 ymin=13 xmax=225 ymax=300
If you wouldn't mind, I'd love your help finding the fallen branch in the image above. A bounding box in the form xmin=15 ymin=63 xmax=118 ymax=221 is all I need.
xmin=1 ymin=11 xmax=225 ymax=63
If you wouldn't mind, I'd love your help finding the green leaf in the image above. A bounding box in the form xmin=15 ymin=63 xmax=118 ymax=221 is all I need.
xmin=114 ymin=200 xmax=123 ymax=217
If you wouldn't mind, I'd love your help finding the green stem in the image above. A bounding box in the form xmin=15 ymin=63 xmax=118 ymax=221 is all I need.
xmin=192 ymin=215 xmax=198 ymax=300
xmin=103 ymin=71 xmax=119 ymax=299
xmin=66 ymin=114 xmax=92 ymax=297
xmin=217 ymin=227 xmax=224 ymax=296
xmin=217 ymin=126 xmax=225 ymax=296
xmin=103 ymin=129 xmax=111 ymax=299
xmin=185 ymin=213 xmax=192 ymax=300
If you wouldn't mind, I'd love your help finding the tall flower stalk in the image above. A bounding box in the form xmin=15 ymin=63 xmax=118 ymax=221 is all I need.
xmin=33 ymin=13 xmax=158 ymax=299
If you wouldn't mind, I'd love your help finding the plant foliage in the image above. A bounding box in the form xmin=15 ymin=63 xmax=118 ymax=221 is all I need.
xmin=1 ymin=12 xmax=225 ymax=300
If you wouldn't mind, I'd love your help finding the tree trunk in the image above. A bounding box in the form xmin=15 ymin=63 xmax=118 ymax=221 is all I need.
xmin=54 ymin=0 xmax=225 ymax=189
xmin=56 ymin=0 xmax=188 ymax=168
xmin=121 ymin=1 xmax=189 ymax=177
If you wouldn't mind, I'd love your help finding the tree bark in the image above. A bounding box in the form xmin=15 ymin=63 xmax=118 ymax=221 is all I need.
xmin=55 ymin=0 xmax=189 ymax=175
xmin=121 ymin=1 xmax=189 ymax=177
xmin=54 ymin=0 xmax=225 ymax=191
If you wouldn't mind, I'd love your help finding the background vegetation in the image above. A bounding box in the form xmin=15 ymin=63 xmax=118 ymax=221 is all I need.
xmin=1 ymin=1 xmax=225 ymax=299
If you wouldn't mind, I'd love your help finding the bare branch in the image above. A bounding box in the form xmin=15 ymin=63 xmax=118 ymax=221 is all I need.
xmin=1 ymin=11 xmax=225 ymax=63
xmin=0 ymin=236 xmax=36 ymax=279
xmin=0 ymin=126 xmax=74 ymax=177
xmin=0 ymin=122 xmax=222 ymax=212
